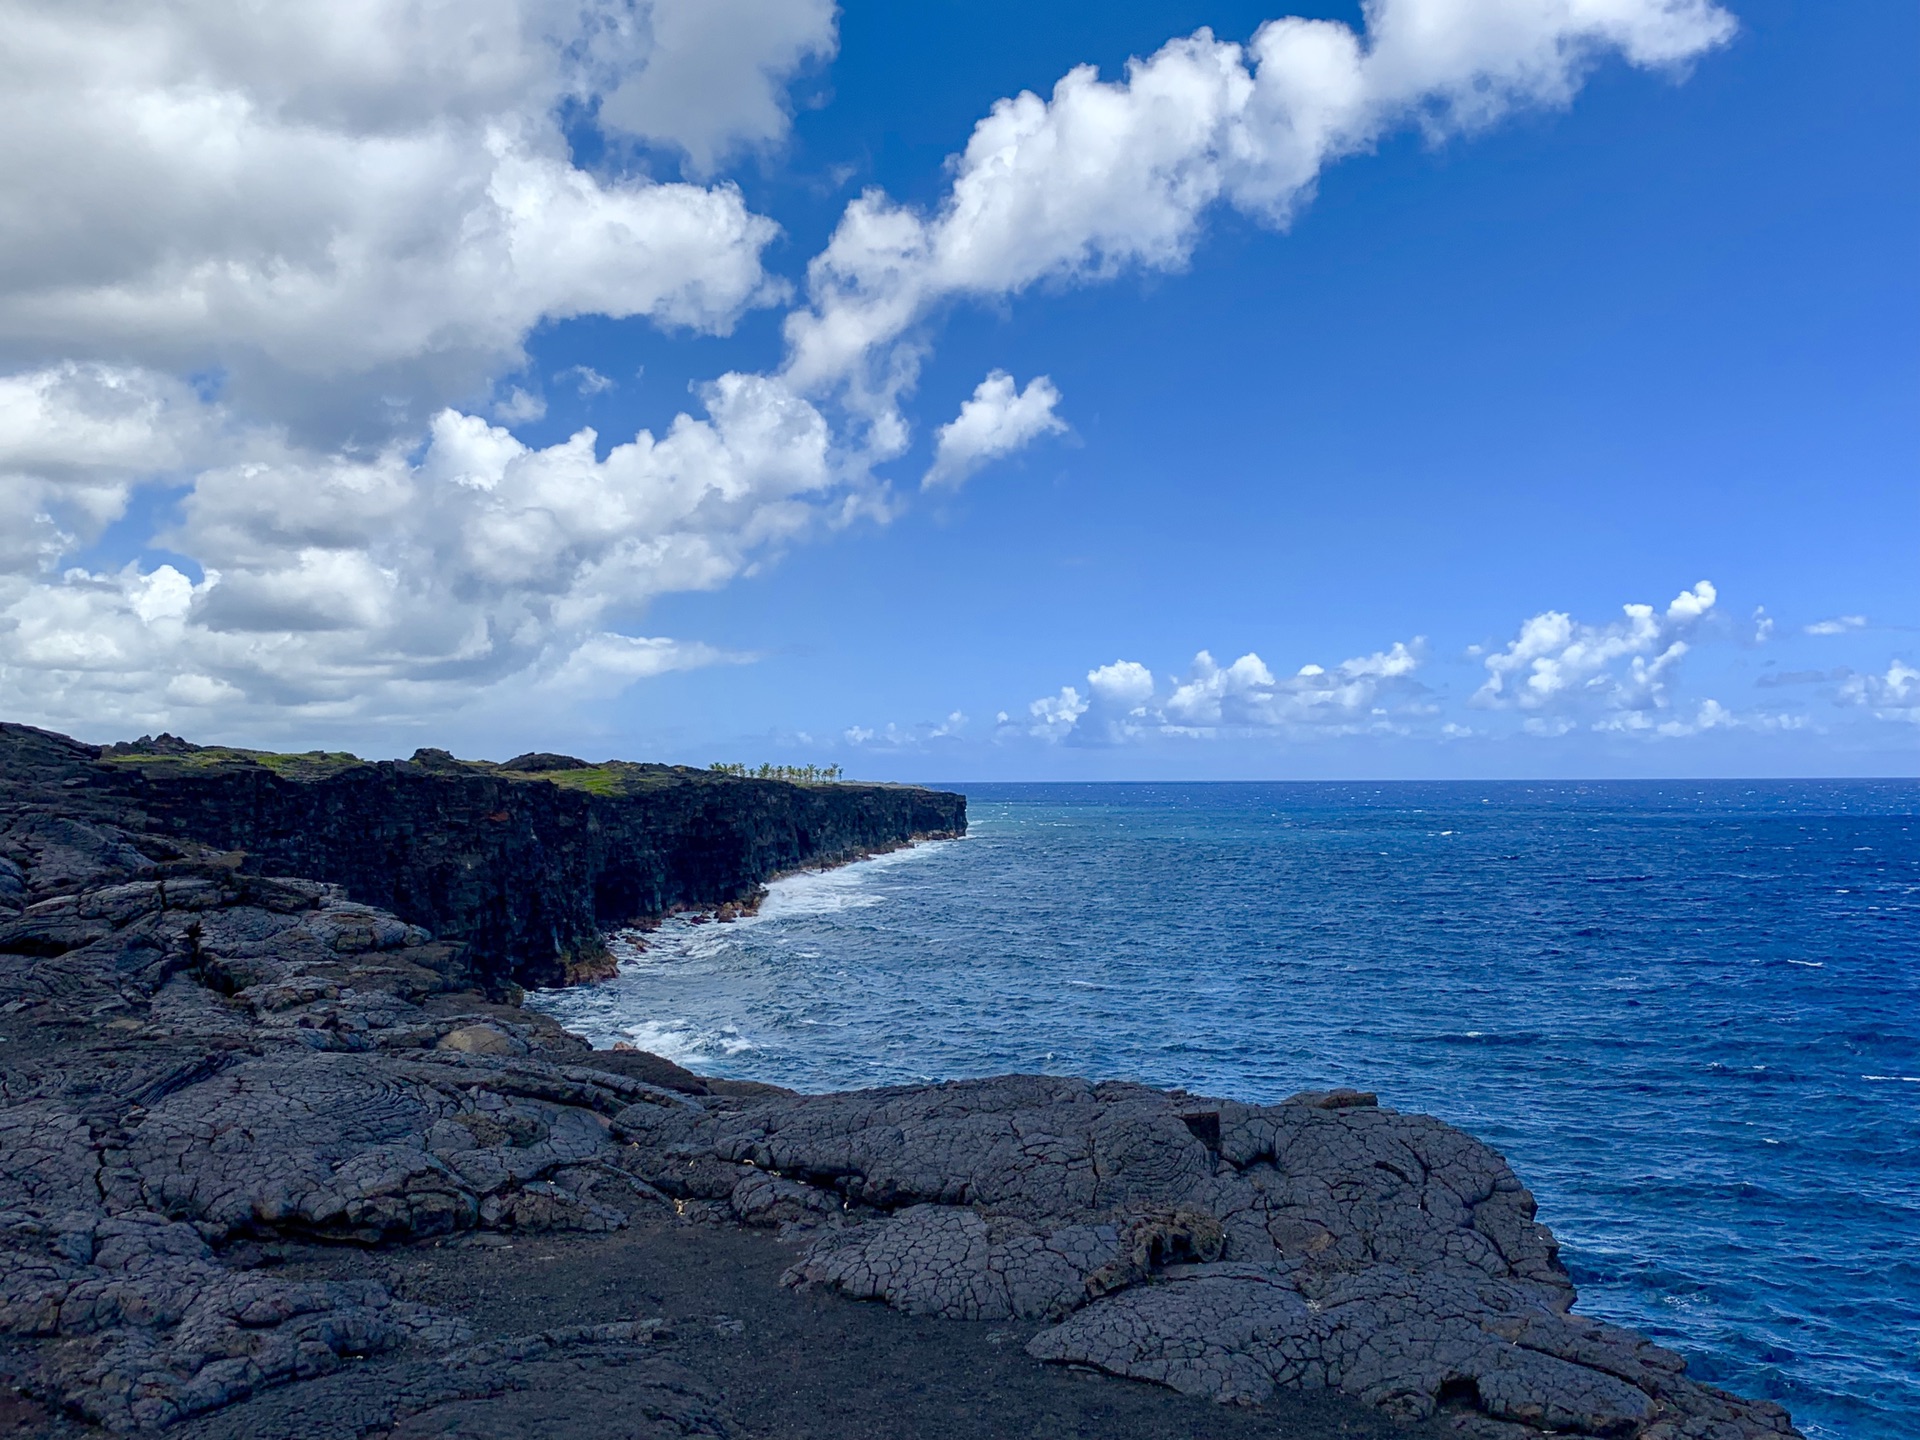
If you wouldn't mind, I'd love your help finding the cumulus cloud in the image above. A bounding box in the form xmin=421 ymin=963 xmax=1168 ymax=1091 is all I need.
xmin=595 ymin=0 xmax=839 ymax=174
xmin=841 ymin=711 xmax=969 ymax=749
xmin=1593 ymin=698 xmax=1808 ymax=739
xmin=781 ymin=0 xmax=1734 ymax=427
xmin=0 ymin=1 xmax=853 ymax=736
xmin=1025 ymin=686 xmax=1092 ymax=742
xmin=0 ymin=363 xmax=224 ymax=574
xmin=0 ymin=0 xmax=1742 ymax=738
xmin=1838 ymin=660 xmax=1920 ymax=723
xmin=1474 ymin=581 xmax=1717 ymax=715
xmin=0 ymin=0 xmax=795 ymax=435
xmin=0 ymin=372 xmax=866 ymax=735
xmin=923 ymin=372 xmax=1066 ymax=489
xmin=1163 ymin=643 xmax=1426 ymax=735
xmin=492 ymin=387 xmax=547 ymax=425
xmin=1009 ymin=640 xmax=1427 ymax=745
xmin=1805 ymin=614 xmax=1868 ymax=636
xmin=966 ymin=594 xmax=1884 ymax=751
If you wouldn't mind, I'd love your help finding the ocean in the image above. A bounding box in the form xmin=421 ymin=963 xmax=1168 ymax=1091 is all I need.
xmin=531 ymin=781 xmax=1920 ymax=1440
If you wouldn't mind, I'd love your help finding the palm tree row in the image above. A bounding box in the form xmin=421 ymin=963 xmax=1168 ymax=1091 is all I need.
xmin=707 ymin=762 xmax=846 ymax=782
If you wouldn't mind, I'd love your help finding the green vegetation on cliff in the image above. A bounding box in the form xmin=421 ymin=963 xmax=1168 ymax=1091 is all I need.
xmin=58 ymin=729 xmax=968 ymax=993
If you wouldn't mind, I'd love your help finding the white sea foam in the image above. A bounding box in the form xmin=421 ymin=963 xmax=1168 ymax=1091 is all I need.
xmin=756 ymin=838 xmax=959 ymax=920
xmin=511 ymin=785 xmax=1920 ymax=1440
xmin=597 ymin=839 xmax=964 ymax=961
xmin=602 ymin=927 xmax=712 ymax=972
xmin=618 ymin=1018 xmax=757 ymax=1066
xmin=758 ymin=871 xmax=886 ymax=919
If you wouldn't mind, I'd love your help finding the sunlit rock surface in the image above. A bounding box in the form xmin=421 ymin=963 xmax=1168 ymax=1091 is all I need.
xmin=0 ymin=721 xmax=1799 ymax=1439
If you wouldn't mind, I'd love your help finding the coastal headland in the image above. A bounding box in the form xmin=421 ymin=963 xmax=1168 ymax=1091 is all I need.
xmin=0 ymin=721 xmax=1799 ymax=1440
xmin=76 ymin=731 xmax=966 ymax=993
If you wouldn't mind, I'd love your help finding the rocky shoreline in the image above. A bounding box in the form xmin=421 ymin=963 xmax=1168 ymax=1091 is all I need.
xmin=0 ymin=723 xmax=1800 ymax=1439
xmin=85 ymin=730 xmax=967 ymax=993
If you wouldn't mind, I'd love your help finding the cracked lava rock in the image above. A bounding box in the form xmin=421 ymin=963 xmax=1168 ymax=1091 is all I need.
xmin=0 ymin=721 xmax=1801 ymax=1440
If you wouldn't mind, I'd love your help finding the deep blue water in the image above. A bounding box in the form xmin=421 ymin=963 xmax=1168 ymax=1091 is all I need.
xmin=533 ymin=781 xmax=1920 ymax=1440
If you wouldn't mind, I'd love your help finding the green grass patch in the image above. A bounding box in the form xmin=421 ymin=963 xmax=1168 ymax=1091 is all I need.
xmin=499 ymin=762 xmax=690 ymax=796
xmin=98 ymin=746 xmax=367 ymax=781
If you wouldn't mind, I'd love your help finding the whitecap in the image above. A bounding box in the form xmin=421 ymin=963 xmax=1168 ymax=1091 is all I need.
xmin=618 ymin=1019 xmax=758 ymax=1066
xmin=757 ymin=838 xmax=961 ymax=920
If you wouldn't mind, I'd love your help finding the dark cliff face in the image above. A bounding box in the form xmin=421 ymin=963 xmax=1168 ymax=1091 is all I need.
xmin=0 ymin=723 xmax=965 ymax=992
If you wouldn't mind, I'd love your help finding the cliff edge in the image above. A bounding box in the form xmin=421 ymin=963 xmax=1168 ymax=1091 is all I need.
xmin=0 ymin=722 xmax=1799 ymax=1440
xmin=1 ymin=722 xmax=965 ymax=993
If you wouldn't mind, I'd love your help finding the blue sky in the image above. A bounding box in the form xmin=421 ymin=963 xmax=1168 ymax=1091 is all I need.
xmin=1 ymin=1 xmax=1913 ymax=777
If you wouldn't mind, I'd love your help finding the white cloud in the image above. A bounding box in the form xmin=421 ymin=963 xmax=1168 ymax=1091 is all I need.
xmin=0 ymin=363 xmax=223 ymax=574
xmin=492 ymin=387 xmax=547 ymax=425
xmin=1593 ymin=698 xmax=1809 ymax=739
xmin=1011 ymin=640 xmax=1427 ymax=744
xmin=1163 ymin=643 xmax=1425 ymax=733
xmin=923 ymin=371 xmax=1066 ymax=489
xmin=0 ymin=1 xmax=859 ymax=736
xmin=0 ymin=372 xmax=869 ymax=734
xmin=1166 ymin=651 xmax=1279 ymax=724
xmin=595 ymin=0 xmax=839 ymax=175
xmin=0 ymin=1 xmax=1745 ymax=740
xmin=1838 ymin=660 xmax=1920 ymax=723
xmin=782 ymin=0 xmax=1734 ymax=426
xmin=1805 ymin=614 xmax=1867 ymax=636
xmin=1474 ymin=581 xmax=1716 ymax=714
xmin=1088 ymin=660 xmax=1158 ymax=709
xmin=0 ymin=0 xmax=875 ymax=737
xmin=1025 ymin=686 xmax=1090 ymax=741
xmin=1752 ymin=606 xmax=1774 ymax=643
xmin=841 ymin=711 xmax=969 ymax=749
xmin=559 ymin=366 xmax=616 ymax=397
xmin=1002 ymin=661 xmax=1157 ymax=746
xmin=0 ymin=1 xmax=795 ymax=435
xmin=548 ymin=634 xmax=753 ymax=695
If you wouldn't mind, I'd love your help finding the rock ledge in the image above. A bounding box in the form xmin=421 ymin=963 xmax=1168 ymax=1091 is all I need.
xmin=0 ymin=723 xmax=1799 ymax=1440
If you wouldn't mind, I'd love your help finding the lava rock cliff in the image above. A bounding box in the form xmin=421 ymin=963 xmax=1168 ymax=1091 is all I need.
xmin=0 ymin=721 xmax=1800 ymax=1440
xmin=6 ymin=724 xmax=964 ymax=993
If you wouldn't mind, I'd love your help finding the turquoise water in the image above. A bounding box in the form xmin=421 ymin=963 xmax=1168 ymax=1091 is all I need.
xmin=533 ymin=781 xmax=1920 ymax=1440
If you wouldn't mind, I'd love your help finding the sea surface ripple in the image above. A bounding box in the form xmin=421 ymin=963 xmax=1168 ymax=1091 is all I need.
xmin=532 ymin=780 xmax=1920 ymax=1440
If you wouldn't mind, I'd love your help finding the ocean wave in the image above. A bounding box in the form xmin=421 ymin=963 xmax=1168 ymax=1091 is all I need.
xmin=617 ymin=1019 xmax=757 ymax=1066
xmin=757 ymin=838 xmax=960 ymax=920
xmin=523 ymin=782 xmax=1920 ymax=1440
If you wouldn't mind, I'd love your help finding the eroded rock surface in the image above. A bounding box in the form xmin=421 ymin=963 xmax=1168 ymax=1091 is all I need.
xmin=0 ymin=721 xmax=1799 ymax=1439
xmin=86 ymin=727 xmax=967 ymax=991
xmin=612 ymin=1081 xmax=1793 ymax=1439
